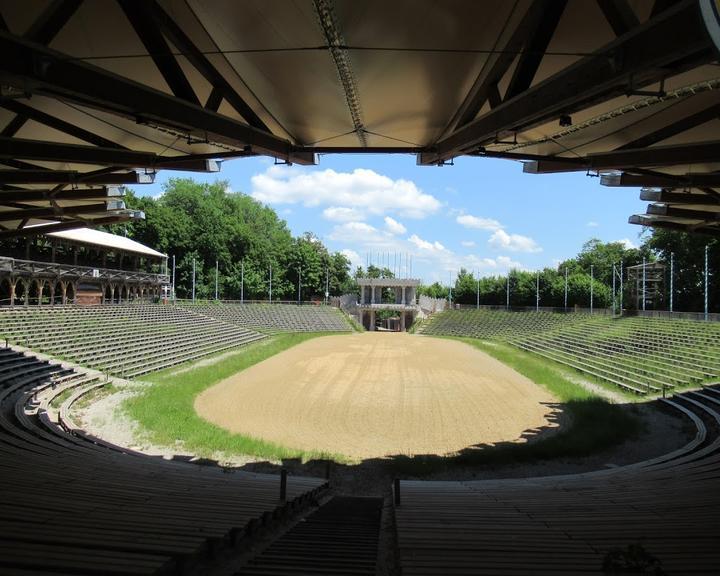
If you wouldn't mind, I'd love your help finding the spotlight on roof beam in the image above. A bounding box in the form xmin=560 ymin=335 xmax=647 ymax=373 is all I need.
xmin=559 ymin=114 xmax=572 ymax=127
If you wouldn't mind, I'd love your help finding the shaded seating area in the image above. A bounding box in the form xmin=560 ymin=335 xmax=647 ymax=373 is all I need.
xmin=0 ymin=304 xmax=266 ymax=377
xmin=395 ymin=387 xmax=720 ymax=574
xmin=186 ymin=303 xmax=352 ymax=333
xmin=0 ymin=349 xmax=327 ymax=575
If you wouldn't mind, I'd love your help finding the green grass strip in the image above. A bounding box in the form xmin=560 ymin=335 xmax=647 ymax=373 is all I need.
xmin=124 ymin=332 xmax=350 ymax=462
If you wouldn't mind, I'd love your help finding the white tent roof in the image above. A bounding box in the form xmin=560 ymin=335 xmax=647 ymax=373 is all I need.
xmin=46 ymin=228 xmax=166 ymax=259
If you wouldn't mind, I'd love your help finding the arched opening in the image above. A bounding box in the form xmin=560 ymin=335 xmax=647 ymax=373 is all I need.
xmin=66 ymin=282 xmax=76 ymax=305
xmin=0 ymin=277 xmax=12 ymax=307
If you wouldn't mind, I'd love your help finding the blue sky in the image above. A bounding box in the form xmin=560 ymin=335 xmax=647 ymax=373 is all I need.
xmin=138 ymin=154 xmax=648 ymax=283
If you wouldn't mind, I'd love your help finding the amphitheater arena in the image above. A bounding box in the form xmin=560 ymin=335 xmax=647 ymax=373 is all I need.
xmin=2 ymin=0 xmax=720 ymax=574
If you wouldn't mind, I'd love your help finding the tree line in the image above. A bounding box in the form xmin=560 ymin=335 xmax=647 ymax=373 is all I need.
xmin=420 ymin=234 xmax=719 ymax=312
xmin=118 ymin=179 xmax=354 ymax=301
xmin=115 ymin=177 xmax=718 ymax=312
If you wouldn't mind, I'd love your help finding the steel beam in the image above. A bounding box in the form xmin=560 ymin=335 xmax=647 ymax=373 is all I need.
xmin=597 ymin=0 xmax=640 ymax=36
xmin=588 ymin=140 xmax=720 ymax=170
xmin=522 ymin=158 xmax=587 ymax=173
xmin=0 ymin=31 xmax=312 ymax=164
xmin=0 ymin=136 xmax=220 ymax=171
xmin=0 ymin=202 xmax=122 ymax=222
xmin=629 ymin=213 xmax=720 ymax=235
xmin=0 ymin=100 xmax=124 ymax=149
xmin=601 ymin=172 xmax=720 ymax=187
xmin=504 ymin=0 xmax=568 ymax=102
xmin=618 ymin=102 xmax=720 ymax=150
xmin=25 ymin=0 xmax=83 ymax=45
xmin=421 ymin=0 xmax=714 ymax=164
xmin=452 ymin=0 xmax=553 ymax=130
xmin=646 ymin=204 xmax=720 ymax=220
xmin=143 ymin=0 xmax=269 ymax=132
xmin=0 ymin=169 xmax=154 ymax=185
xmin=0 ymin=213 xmax=136 ymax=239
xmin=0 ymin=187 xmax=122 ymax=203
xmin=640 ymin=188 xmax=720 ymax=204
xmin=117 ymin=0 xmax=200 ymax=106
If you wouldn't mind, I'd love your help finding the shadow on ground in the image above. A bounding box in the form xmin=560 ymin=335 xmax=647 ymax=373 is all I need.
xmin=166 ymin=396 xmax=690 ymax=496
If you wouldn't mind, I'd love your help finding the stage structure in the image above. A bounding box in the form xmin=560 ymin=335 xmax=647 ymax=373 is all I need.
xmin=0 ymin=227 xmax=169 ymax=306
xmin=356 ymin=277 xmax=419 ymax=331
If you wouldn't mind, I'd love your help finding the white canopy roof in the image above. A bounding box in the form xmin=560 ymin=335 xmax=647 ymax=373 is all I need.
xmin=46 ymin=228 xmax=166 ymax=260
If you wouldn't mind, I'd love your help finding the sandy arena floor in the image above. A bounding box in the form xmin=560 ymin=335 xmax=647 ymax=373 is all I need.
xmin=195 ymin=333 xmax=558 ymax=460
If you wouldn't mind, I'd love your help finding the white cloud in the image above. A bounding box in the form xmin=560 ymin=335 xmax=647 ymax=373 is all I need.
xmin=408 ymin=234 xmax=448 ymax=253
xmin=461 ymin=240 xmax=476 ymax=248
xmin=488 ymin=229 xmax=542 ymax=253
xmin=323 ymin=206 xmax=364 ymax=222
xmin=456 ymin=214 xmax=503 ymax=231
xmin=328 ymin=221 xmax=381 ymax=244
xmin=251 ymin=166 xmax=441 ymax=219
xmin=586 ymin=221 xmax=599 ymax=228
xmin=340 ymin=249 xmax=363 ymax=270
xmin=384 ymin=216 xmax=407 ymax=235
xmin=616 ymin=238 xmax=637 ymax=249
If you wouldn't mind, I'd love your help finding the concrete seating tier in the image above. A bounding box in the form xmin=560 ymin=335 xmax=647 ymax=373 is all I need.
xmin=0 ymin=304 xmax=266 ymax=377
xmin=511 ymin=316 xmax=720 ymax=395
xmin=417 ymin=309 xmax=720 ymax=395
xmin=184 ymin=303 xmax=352 ymax=333
xmin=395 ymin=386 xmax=720 ymax=575
xmin=417 ymin=309 xmax=595 ymax=340
xmin=0 ymin=350 xmax=327 ymax=575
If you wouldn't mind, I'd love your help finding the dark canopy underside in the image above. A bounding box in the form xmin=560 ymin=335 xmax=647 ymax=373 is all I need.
xmin=0 ymin=0 xmax=719 ymax=237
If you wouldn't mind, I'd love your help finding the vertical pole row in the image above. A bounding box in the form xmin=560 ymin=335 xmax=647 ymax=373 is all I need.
xmin=612 ymin=264 xmax=616 ymax=316
xmin=506 ymin=272 xmax=510 ymax=310
xmin=642 ymin=257 xmax=646 ymax=311
xmin=670 ymin=252 xmax=674 ymax=313
xmin=705 ymin=245 xmax=709 ymax=321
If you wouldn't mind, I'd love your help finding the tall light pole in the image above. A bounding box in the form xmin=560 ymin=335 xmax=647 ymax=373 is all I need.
xmin=191 ymin=258 xmax=196 ymax=303
xmin=297 ymin=265 xmax=302 ymax=304
xmin=476 ymin=272 xmax=480 ymax=310
xmin=269 ymin=264 xmax=272 ymax=303
xmin=506 ymin=272 xmax=510 ymax=310
xmin=669 ymin=252 xmax=674 ymax=313
xmin=612 ymin=264 xmax=616 ymax=316
xmin=564 ymin=267 xmax=568 ymax=311
xmin=590 ymin=264 xmax=594 ymax=314
xmin=705 ymin=244 xmax=709 ymax=321
xmin=619 ymin=261 xmax=623 ymax=314
xmin=448 ymin=271 xmax=453 ymax=308
xmin=215 ymin=260 xmax=219 ymax=301
xmin=171 ymin=254 xmax=176 ymax=302
xmin=240 ymin=260 xmax=244 ymax=304
xmin=535 ymin=270 xmax=540 ymax=312
xmin=325 ymin=266 xmax=329 ymax=305
xmin=642 ymin=257 xmax=646 ymax=311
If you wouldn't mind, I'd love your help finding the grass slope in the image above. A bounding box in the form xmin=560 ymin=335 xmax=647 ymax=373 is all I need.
xmin=124 ymin=332 xmax=348 ymax=462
